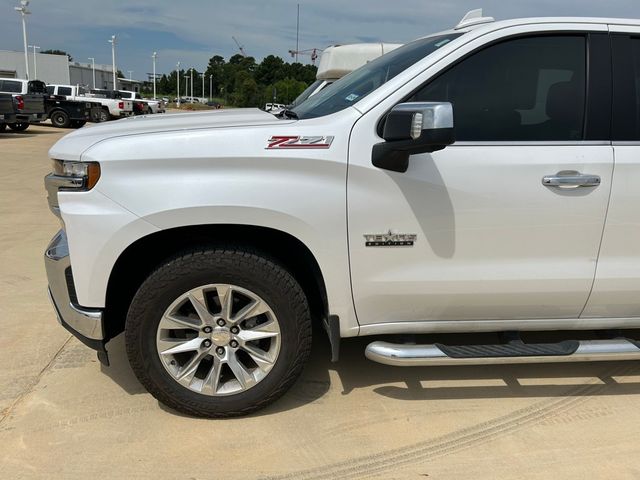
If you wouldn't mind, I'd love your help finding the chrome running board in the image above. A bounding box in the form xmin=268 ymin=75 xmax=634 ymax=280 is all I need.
xmin=365 ymin=339 xmax=640 ymax=366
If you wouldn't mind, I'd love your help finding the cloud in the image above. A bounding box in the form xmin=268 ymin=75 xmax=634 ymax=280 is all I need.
xmin=1 ymin=0 xmax=638 ymax=78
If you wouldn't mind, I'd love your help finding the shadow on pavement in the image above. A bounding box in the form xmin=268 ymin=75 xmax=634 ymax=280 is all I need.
xmin=99 ymin=329 xmax=640 ymax=417
xmin=332 ymin=336 xmax=640 ymax=401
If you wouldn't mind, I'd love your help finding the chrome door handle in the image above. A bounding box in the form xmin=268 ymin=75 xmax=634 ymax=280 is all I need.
xmin=542 ymin=171 xmax=601 ymax=188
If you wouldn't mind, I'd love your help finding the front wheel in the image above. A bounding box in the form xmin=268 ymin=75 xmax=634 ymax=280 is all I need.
xmin=8 ymin=122 xmax=29 ymax=131
xmin=125 ymin=247 xmax=312 ymax=417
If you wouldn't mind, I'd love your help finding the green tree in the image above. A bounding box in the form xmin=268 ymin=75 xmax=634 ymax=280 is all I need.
xmin=254 ymin=55 xmax=286 ymax=86
xmin=232 ymin=70 xmax=259 ymax=107
xmin=42 ymin=49 xmax=73 ymax=61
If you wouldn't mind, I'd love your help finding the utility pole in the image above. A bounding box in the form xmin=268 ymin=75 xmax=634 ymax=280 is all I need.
xmin=152 ymin=52 xmax=157 ymax=99
xmin=28 ymin=44 xmax=39 ymax=79
xmin=88 ymin=57 xmax=96 ymax=88
xmin=190 ymin=68 xmax=194 ymax=102
xmin=295 ymin=3 xmax=300 ymax=62
xmin=209 ymin=74 xmax=212 ymax=101
xmin=200 ymin=73 xmax=204 ymax=102
xmin=176 ymin=61 xmax=181 ymax=107
xmin=108 ymin=35 xmax=117 ymax=89
xmin=127 ymin=70 xmax=133 ymax=80
xmin=14 ymin=1 xmax=31 ymax=80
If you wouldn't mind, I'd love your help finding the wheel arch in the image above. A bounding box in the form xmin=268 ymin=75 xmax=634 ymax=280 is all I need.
xmin=103 ymin=224 xmax=329 ymax=342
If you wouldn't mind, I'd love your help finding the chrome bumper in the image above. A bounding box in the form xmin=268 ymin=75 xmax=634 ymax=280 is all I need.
xmin=45 ymin=230 xmax=105 ymax=344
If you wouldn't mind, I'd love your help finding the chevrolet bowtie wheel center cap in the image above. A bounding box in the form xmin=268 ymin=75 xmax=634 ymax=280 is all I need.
xmin=211 ymin=328 xmax=232 ymax=347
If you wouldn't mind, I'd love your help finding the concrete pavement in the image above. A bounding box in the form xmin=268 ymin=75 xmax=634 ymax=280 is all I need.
xmin=1 ymin=123 xmax=640 ymax=479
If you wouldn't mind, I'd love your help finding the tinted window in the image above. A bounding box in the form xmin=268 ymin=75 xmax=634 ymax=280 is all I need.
xmin=292 ymin=33 xmax=463 ymax=119
xmin=0 ymin=80 xmax=22 ymax=93
xmin=58 ymin=87 xmax=72 ymax=96
xmin=612 ymin=36 xmax=640 ymax=140
xmin=46 ymin=86 xmax=55 ymax=94
xmin=410 ymin=36 xmax=586 ymax=141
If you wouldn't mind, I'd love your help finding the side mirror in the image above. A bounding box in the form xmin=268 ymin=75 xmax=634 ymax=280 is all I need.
xmin=372 ymin=102 xmax=455 ymax=173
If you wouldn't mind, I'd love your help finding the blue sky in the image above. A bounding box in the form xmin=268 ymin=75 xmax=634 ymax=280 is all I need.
xmin=1 ymin=0 xmax=638 ymax=79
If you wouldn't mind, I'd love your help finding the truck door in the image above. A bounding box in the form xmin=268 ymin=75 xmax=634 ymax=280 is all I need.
xmin=582 ymin=29 xmax=640 ymax=318
xmin=348 ymin=32 xmax=614 ymax=327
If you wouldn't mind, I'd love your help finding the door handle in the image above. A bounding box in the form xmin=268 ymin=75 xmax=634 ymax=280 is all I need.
xmin=542 ymin=171 xmax=601 ymax=188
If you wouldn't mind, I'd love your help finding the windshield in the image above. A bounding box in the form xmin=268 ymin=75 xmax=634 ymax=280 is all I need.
xmin=290 ymin=79 xmax=325 ymax=107
xmin=292 ymin=33 xmax=462 ymax=119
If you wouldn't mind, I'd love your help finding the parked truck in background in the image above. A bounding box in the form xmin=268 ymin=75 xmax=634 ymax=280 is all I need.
xmin=118 ymin=90 xmax=165 ymax=114
xmin=44 ymin=93 xmax=103 ymax=128
xmin=44 ymin=11 xmax=640 ymax=418
xmin=290 ymin=42 xmax=403 ymax=107
xmin=0 ymin=78 xmax=46 ymax=131
xmin=46 ymin=85 xmax=133 ymax=122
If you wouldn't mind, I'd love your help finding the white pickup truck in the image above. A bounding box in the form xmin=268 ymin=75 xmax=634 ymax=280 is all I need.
xmin=44 ymin=11 xmax=640 ymax=418
xmin=46 ymin=84 xmax=133 ymax=121
xmin=117 ymin=90 xmax=165 ymax=114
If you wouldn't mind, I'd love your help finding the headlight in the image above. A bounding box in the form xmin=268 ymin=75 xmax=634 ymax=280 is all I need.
xmin=51 ymin=160 xmax=101 ymax=191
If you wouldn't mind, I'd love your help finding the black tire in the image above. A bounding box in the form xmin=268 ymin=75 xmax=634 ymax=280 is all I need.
xmin=8 ymin=122 xmax=29 ymax=132
xmin=98 ymin=108 xmax=110 ymax=122
xmin=0 ymin=123 xmax=6 ymax=132
xmin=125 ymin=247 xmax=312 ymax=418
xmin=70 ymin=120 xmax=86 ymax=128
xmin=50 ymin=110 xmax=71 ymax=128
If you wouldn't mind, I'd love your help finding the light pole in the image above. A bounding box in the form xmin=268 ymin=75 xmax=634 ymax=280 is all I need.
xmin=176 ymin=61 xmax=181 ymax=107
xmin=190 ymin=68 xmax=194 ymax=103
xmin=14 ymin=1 xmax=31 ymax=80
xmin=128 ymin=70 xmax=133 ymax=80
xmin=152 ymin=52 xmax=157 ymax=99
xmin=108 ymin=35 xmax=117 ymax=90
xmin=200 ymin=73 xmax=204 ymax=102
xmin=88 ymin=57 xmax=96 ymax=88
xmin=28 ymin=44 xmax=39 ymax=79
xmin=209 ymin=74 xmax=212 ymax=101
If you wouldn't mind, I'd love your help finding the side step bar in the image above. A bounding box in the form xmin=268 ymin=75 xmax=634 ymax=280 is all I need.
xmin=365 ymin=339 xmax=640 ymax=366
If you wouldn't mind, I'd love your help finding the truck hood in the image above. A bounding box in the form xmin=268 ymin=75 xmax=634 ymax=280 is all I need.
xmin=49 ymin=108 xmax=289 ymax=161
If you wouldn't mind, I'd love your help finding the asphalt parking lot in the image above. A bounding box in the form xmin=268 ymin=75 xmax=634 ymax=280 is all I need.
xmin=2 ymin=123 xmax=640 ymax=479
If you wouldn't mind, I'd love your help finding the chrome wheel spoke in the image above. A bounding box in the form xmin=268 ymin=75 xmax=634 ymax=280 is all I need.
xmin=187 ymin=289 xmax=213 ymax=325
xmin=158 ymin=336 xmax=202 ymax=356
xmin=237 ymin=319 xmax=279 ymax=343
xmin=227 ymin=353 xmax=255 ymax=389
xmin=162 ymin=313 xmax=201 ymax=331
xmin=203 ymin=357 xmax=223 ymax=394
xmin=231 ymin=298 xmax=269 ymax=324
xmin=216 ymin=285 xmax=233 ymax=319
xmin=241 ymin=343 xmax=275 ymax=371
xmin=177 ymin=350 xmax=208 ymax=383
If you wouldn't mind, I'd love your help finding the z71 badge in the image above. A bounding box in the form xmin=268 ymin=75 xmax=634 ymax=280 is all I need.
xmin=266 ymin=135 xmax=334 ymax=149
xmin=364 ymin=231 xmax=417 ymax=247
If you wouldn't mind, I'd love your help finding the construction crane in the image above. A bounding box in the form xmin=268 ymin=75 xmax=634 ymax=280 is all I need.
xmin=288 ymin=48 xmax=319 ymax=65
xmin=232 ymin=36 xmax=247 ymax=57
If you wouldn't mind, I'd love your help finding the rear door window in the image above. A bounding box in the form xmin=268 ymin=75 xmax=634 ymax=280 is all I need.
xmin=612 ymin=35 xmax=640 ymax=140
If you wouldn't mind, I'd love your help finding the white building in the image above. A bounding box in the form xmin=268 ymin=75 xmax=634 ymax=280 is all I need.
xmin=69 ymin=61 xmax=117 ymax=90
xmin=0 ymin=49 xmax=70 ymax=83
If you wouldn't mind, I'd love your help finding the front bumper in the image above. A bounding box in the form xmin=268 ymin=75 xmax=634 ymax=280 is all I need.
xmin=45 ymin=230 xmax=106 ymax=352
